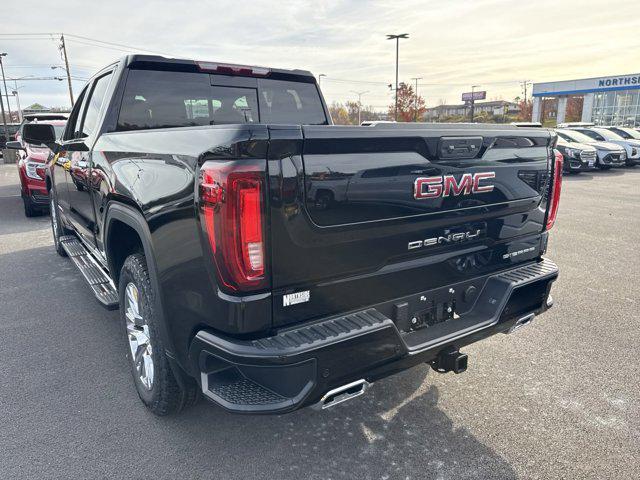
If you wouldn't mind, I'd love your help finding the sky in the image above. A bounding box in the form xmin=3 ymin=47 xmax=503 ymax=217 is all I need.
xmin=1 ymin=0 xmax=639 ymax=113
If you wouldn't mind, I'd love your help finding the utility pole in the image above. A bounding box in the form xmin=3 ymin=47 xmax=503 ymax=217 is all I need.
xmin=411 ymin=77 xmax=423 ymax=122
xmin=386 ymin=34 xmax=409 ymax=121
xmin=521 ymin=80 xmax=531 ymax=105
xmin=318 ymin=74 xmax=326 ymax=89
xmin=520 ymin=80 xmax=532 ymax=119
xmin=469 ymin=84 xmax=480 ymax=122
xmin=59 ymin=34 xmax=74 ymax=106
xmin=0 ymin=54 xmax=12 ymax=120
xmin=350 ymin=90 xmax=369 ymax=124
xmin=0 ymin=53 xmax=8 ymax=141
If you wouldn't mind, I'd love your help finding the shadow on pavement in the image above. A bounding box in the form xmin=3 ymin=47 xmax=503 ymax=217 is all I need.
xmin=164 ymin=368 xmax=518 ymax=479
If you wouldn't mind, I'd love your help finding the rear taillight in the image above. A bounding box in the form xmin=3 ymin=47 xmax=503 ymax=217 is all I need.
xmin=546 ymin=149 xmax=563 ymax=231
xmin=199 ymin=160 xmax=267 ymax=291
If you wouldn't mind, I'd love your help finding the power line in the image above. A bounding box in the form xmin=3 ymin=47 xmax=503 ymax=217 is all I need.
xmin=65 ymin=38 xmax=146 ymax=54
xmin=0 ymin=32 xmax=172 ymax=56
xmin=64 ymin=34 xmax=170 ymax=56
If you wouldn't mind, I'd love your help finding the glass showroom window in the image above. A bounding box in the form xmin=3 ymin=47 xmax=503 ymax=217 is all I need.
xmin=592 ymin=90 xmax=640 ymax=127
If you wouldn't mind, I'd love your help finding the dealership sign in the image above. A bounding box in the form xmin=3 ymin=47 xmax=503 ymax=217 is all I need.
xmin=597 ymin=75 xmax=640 ymax=88
xmin=533 ymin=73 xmax=640 ymax=97
xmin=462 ymin=91 xmax=486 ymax=101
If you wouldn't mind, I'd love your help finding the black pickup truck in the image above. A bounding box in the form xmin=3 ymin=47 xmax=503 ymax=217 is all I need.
xmin=20 ymin=55 xmax=561 ymax=415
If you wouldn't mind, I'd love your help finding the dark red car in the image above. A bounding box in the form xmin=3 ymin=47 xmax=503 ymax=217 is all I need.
xmin=14 ymin=120 xmax=67 ymax=216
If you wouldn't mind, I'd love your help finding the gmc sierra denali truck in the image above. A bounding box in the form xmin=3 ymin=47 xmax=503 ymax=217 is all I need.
xmin=22 ymin=55 xmax=560 ymax=415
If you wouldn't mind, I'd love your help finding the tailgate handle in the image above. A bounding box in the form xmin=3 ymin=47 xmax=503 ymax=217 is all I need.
xmin=438 ymin=137 xmax=483 ymax=160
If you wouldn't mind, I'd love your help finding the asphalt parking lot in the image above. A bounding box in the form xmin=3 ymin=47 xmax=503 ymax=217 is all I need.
xmin=0 ymin=163 xmax=638 ymax=480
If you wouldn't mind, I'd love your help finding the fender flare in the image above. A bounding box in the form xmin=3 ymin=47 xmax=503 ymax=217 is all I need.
xmin=104 ymin=202 xmax=189 ymax=379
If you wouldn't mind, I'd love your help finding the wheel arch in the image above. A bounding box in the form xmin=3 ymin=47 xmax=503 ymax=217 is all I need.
xmin=105 ymin=201 xmax=198 ymax=395
xmin=104 ymin=203 xmax=181 ymax=368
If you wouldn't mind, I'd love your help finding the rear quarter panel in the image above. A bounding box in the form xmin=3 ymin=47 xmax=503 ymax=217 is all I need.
xmin=91 ymin=125 xmax=272 ymax=369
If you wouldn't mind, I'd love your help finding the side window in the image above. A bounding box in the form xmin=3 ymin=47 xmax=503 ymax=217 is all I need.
xmin=64 ymin=88 xmax=89 ymax=140
xmin=81 ymin=72 xmax=113 ymax=138
xmin=581 ymin=130 xmax=601 ymax=141
xmin=258 ymin=79 xmax=327 ymax=125
xmin=117 ymin=70 xmax=212 ymax=131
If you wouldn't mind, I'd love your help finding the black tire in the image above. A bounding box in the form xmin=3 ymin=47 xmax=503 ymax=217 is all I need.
xmin=119 ymin=253 xmax=199 ymax=415
xmin=49 ymin=191 xmax=69 ymax=256
xmin=23 ymin=196 xmax=37 ymax=217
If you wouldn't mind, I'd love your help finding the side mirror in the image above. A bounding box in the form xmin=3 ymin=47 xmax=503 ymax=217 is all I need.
xmin=5 ymin=140 xmax=24 ymax=150
xmin=22 ymin=123 xmax=58 ymax=150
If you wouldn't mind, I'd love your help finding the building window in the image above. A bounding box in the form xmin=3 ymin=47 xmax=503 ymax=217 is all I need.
xmin=565 ymin=96 xmax=584 ymax=123
xmin=592 ymin=89 xmax=640 ymax=127
xmin=538 ymin=97 xmax=558 ymax=126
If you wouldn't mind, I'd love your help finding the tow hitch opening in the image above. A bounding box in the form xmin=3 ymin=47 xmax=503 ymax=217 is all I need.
xmin=430 ymin=347 xmax=468 ymax=374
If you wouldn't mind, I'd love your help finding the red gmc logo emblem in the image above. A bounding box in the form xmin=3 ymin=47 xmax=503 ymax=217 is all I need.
xmin=414 ymin=172 xmax=496 ymax=199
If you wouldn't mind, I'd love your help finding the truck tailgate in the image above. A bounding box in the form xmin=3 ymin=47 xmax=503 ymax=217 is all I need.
xmin=267 ymin=124 xmax=553 ymax=327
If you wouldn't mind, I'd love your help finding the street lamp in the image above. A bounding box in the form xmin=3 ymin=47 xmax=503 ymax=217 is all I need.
xmin=386 ymin=33 xmax=409 ymax=121
xmin=469 ymin=85 xmax=480 ymax=122
xmin=350 ymin=90 xmax=369 ymax=124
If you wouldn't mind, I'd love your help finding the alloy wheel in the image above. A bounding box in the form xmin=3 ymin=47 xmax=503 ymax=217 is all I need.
xmin=124 ymin=282 xmax=154 ymax=390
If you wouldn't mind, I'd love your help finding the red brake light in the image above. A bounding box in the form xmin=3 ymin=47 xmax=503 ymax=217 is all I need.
xmin=546 ymin=149 xmax=563 ymax=231
xmin=199 ymin=160 xmax=267 ymax=291
xmin=196 ymin=61 xmax=270 ymax=76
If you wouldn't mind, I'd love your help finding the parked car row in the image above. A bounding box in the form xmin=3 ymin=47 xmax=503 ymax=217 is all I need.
xmin=554 ymin=122 xmax=640 ymax=173
xmin=6 ymin=114 xmax=68 ymax=216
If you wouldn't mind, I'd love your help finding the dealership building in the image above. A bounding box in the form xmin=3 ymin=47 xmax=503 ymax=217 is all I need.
xmin=532 ymin=73 xmax=640 ymax=126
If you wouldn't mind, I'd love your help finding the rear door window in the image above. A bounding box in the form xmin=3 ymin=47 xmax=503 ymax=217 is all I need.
xmin=118 ymin=70 xmax=212 ymax=131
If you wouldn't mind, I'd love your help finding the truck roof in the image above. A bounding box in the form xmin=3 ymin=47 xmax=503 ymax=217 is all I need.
xmin=123 ymin=54 xmax=315 ymax=80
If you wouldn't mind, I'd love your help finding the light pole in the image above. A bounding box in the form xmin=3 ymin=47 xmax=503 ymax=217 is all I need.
xmin=411 ymin=77 xmax=423 ymax=122
xmin=469 ymin=84 xmax=480 ymax=122
xmin=318 ymin=74 xmax=326 ymax=88
xmin=350 ymin=90 xmax=369 ymax=124
xmin=386 ymin=33 xmax=409 ymax=121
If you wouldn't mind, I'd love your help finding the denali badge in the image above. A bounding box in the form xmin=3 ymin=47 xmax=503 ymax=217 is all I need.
xmin=414 ymin=172 xmax=496 ymax=199
xmin=408 ymin=229 xmax=482 ymax=250
xmin=283 ymin=290 xmax=310 ymax=307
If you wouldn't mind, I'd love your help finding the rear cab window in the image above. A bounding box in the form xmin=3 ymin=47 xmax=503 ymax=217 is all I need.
xmin=116 ymin=69 xmax=327 ymax=131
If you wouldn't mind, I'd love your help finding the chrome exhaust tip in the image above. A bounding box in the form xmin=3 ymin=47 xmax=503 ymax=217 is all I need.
xmin=546 ymin=294 xmax=554 ymax=308
xmin=312 ymin=379 xmax=370 ymax=410
xmin=507 ymin=313 xmax=535 ymax=334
